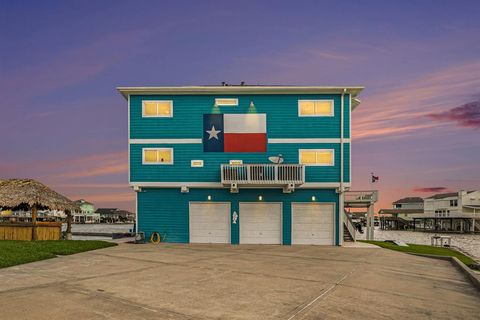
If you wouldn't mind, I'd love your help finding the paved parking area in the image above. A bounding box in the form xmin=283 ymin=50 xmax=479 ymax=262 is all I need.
xmin=0 ymin=243 xmax=478 ymax=319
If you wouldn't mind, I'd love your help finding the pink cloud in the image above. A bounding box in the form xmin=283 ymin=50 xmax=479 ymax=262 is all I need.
xmin=428 ymin=100 xmax=480 ymax=128
xmin=412 ymin=187 xmax=449 ymax=193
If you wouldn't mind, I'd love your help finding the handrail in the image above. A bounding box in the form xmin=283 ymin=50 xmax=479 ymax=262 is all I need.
xmin=343 ymin=211 xmax=356 ymax=241
xmin=221 ymin=164 xmax=304 ymax=185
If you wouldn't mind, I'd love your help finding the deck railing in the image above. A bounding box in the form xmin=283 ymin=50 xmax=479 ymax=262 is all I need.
xmin=221 ymin=164 xmax=305 ymax=185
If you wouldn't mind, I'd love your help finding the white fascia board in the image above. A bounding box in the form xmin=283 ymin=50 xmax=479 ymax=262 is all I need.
xmin=117 ymin=86 xmax=364 ymax=100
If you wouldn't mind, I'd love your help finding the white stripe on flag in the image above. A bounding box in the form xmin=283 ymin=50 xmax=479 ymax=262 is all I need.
xmin=224 ymin=114 xmax=266 ymax=133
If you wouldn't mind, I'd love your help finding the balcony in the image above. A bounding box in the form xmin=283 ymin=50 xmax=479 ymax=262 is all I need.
xmin=221 ymin=164 xmax=305 ymax=189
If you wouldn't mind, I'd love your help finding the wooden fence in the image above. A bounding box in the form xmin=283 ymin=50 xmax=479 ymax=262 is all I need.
xmin=0 ymin=222 xmax=62 ymax=240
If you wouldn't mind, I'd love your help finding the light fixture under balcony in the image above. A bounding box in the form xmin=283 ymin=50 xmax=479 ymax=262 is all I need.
xmin=311 ymin=196 xmax=316 ymax=201
xmin=207 ymin=195 xmax=212 ymax=201
xmin=258 ymin=195 xmax=263 ymax=201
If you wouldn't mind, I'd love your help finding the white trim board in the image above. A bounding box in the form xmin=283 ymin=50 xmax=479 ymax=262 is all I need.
xmin=268 ymin=138 xmax=350 ymax=144
xmin=130 ymin=139 xmax=202 ymax=144
xmin=130 ymin=138 xmax=350 ymax=144
xmin=129 ymin=182 xmax=349 ymax=188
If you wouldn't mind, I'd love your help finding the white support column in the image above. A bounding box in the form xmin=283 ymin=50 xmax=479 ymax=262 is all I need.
xmin=339 ymin=191 xmax=344 ymax=246
xmin=370 ymin=203 xmax=375 ymax=240
xmin=367 ymin=204 xmax=375 ymax=240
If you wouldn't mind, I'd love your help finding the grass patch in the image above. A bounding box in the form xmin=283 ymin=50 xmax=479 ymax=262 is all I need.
xmin=0 ymin=240 xmax=117 ymax=268
xmin=360 ymin=240 xmax=477 ymax=267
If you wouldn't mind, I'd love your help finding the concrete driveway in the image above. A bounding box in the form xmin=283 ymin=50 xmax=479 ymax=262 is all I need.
xmin=0 ymin=243 xmax=478 ymax=320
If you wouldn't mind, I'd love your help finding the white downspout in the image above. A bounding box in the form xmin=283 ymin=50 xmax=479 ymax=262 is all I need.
xmin=339 ymin=89 xmax=346 ymax=245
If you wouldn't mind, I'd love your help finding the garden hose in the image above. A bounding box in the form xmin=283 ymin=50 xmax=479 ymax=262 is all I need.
xmin=150 ymin=231 xmax=161 ymax=244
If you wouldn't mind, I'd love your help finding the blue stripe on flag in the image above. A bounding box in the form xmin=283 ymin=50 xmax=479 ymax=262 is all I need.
xmin=203 ymin=114 xmax=224 ymax=152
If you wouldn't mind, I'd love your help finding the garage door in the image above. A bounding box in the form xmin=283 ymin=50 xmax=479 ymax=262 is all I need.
xmin=189 ymin=202 xmax=230 ymax=243
xmin=240 ymin=202 xmax=282 ymax=244
xmin=292 ymin=203 xmax=335 ymax=245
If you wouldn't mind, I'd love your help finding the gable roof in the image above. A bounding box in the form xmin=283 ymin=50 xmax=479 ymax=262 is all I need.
xmin=393 ymin=197 xmax=423 ymax=204
xmin=116 ymin=86 xmax=364 ymax=109
xmin=426 ymin=192 xmax=458 ymax=199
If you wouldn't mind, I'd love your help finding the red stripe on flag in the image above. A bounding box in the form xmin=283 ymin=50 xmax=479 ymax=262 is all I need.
xmin=224 ymin=133 xmax=266 ymax=152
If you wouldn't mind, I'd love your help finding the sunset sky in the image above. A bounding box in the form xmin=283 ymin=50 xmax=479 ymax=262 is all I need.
xmin=1 ymin=0 xmax=479 ymax=212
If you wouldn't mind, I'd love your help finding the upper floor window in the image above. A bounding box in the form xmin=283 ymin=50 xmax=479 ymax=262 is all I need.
xmin=298 ymin=100 xmax=334 ymax=117
xmin=215 ymin=98 xmax=238 ymax=106
xmin=142 ymin=148 xmax=173 ymax=165
xmin=142 ymin=100 xmax=173 ymax=117
xmin=450 ymin=199 xmax=458 ymax=207
xmin=299 ymin=149 xmax=334 ymax=166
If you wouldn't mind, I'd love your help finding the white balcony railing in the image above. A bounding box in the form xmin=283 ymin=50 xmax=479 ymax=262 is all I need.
xmin=221 ymin=164 xmax=305 ymax=185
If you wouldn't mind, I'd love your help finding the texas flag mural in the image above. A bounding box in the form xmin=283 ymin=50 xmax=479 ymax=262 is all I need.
xmin=203 ymin=114 xmax=267 ymax=152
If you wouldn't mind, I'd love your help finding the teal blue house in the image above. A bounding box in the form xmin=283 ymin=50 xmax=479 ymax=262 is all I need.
xmin=118 ymin=85 xmax=363 ymax=246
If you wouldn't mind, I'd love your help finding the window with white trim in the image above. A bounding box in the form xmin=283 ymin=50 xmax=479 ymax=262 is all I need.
xmin=299 ymin=149 xmax=334 ymax=166
xmin=142 ymin=148 xmax=173 ymax=164
xmin=298 ymin=100 xmax=334 ymax=117
xmin=215 ymin=98 xmax=238 ymax=106
xmin=142 ymin=100 xmax=173 ymax=117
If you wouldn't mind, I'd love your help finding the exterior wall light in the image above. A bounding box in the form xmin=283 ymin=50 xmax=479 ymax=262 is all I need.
xmin=207 ymin=195 xmax=212 ymax=201
xmin=258 ymin=195 xmax=263 ymax=201
xmin=311 ymin=196 xmax=316 ymax=201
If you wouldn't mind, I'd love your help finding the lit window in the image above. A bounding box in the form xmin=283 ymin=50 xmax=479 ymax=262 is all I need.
xmin=215 ymin=98 xmax=238 ymax=106
xmin=299 ymin=149 xmax=334 ymax=166
xmin=142 ymin=101 xmax=173 ymax=117
xmin=298 ymin=100 xmax=334 ymax=116
xmin=142 ymin=148 xmax=173 ymax=164
xmin=229 ymin=160 xmax=243 ymax=165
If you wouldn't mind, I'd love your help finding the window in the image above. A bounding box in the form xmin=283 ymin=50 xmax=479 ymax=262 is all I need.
xmin=142 ymin=100 xmax=173 ymax=117
xmin=449 ymin=199 xmax=458 ymax=207
xmin=215 ymin=98 xmax=238 ymax=106
xmin=299 ymin=149 xmax=334 ymax=166
xmin=298 ymin=100 xmax=334 ymax=117
xmin=142 ymin=148 xmax=173 ymax=164
xmin=229 ymin=160 xmax=243 ymax=165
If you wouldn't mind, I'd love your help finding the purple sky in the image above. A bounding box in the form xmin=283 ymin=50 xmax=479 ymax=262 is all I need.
xmin=1 ymin=0 xmax=479 ymax=211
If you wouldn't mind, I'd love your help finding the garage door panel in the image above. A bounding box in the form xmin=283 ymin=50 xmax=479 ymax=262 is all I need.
xmin=240 ymin=203 xmax=282 ymax=244
xmin=292 ymin=203 xmax=334 ymax=245
xmin=189 ymin=202 xmax=230 ymax=244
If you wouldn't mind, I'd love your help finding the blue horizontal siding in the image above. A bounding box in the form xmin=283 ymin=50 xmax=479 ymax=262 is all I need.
xmin=137 ymin=188 xmax=340 ymax=245
xmin=130 ymin=143 xmax=344 ymax=183
xmin=130 ymin=94 xmax=346 ymax=139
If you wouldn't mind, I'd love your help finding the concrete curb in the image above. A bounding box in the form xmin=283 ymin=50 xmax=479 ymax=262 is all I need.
xmin=407 ymin=253 xmax=480 ymax=291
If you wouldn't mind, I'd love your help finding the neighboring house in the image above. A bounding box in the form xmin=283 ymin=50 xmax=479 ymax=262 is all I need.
xmin=118 ymin=85 xmax=363 ymax=245
xmin=73 ymin=199 xmax=100 ymax=223
xmin=379 ymin=197 xmax=424 ymax=219
xmin=97 ymin=208 xmax=135 ymax=223
xmin=422 ymin=190 xmax=480 ymax=232
xmin=378 ymin=197 xmax=424 ymax=230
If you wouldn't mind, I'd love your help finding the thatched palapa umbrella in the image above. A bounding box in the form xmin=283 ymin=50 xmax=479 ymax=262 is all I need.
xmin=0 ymin=179 xmax=79 ymax=240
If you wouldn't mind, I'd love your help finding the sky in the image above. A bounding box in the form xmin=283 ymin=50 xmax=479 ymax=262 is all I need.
xmin=1 ymin=0 xmax=479 ymax=212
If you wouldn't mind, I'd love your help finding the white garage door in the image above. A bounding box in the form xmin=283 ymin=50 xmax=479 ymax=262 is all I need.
xmin=189 ymin=202 xmax=230 ymax=243
xmin=292 ymin=203 xmax=335 ymax=245
xmin=240 ymin=202 xmax=282 ymax=244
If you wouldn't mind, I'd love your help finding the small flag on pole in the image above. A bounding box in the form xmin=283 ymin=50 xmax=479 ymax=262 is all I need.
xmin=371 ymin=173 xmax=379 ymax=183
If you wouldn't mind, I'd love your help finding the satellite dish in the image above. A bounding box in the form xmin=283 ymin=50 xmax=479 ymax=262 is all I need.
xmin=268 ymin=154 xmax=284 ymax=164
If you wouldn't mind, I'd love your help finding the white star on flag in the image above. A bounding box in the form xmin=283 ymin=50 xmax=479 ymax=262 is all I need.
xmin=206 ymin=125 xmax=221 ymax=140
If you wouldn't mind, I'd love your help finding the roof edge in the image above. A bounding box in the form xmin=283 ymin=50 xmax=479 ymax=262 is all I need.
xmin=116 ymin=86 xmax=364 ymax=102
